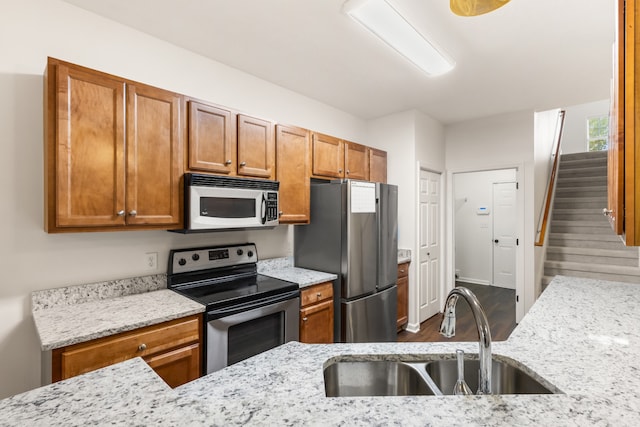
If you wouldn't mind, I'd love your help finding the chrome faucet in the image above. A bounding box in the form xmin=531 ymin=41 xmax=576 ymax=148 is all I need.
xmin=439 ymin=287 xmax=492 ymax=395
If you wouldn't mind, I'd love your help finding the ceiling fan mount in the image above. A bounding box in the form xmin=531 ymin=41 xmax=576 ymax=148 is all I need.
xmin=450 ymin=0 xmax=511 ymax=17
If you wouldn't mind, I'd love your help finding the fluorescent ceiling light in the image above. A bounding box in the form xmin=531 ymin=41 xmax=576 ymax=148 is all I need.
xmin=343 ymin=0 xmax=455 ymax=76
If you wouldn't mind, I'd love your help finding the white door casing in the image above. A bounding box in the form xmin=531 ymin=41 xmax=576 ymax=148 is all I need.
xmin=419 ymin=170 xmax=441 ymax=322
xmin=492 ymin=182 xmax=517 ymax=289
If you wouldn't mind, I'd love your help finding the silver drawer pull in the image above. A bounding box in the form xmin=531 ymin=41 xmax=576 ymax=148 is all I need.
xmin=225 ymin=159 xmax=232 ymax=165
xmin=302 ymin=317 xmax=308 ymax=322
xmin=239 ymin=161 xmax=246 ymax=167
xmin=138 ymin=343 xmax=147 ymax=352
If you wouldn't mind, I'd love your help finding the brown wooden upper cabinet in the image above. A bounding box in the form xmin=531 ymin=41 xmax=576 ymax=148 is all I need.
xmin=187 ymin=101 xmax=275 ymax=180
xmin=344 ymin=140 xmax=369 ymax=180
xmin=311 ymin=132 xmax=381 ymax=182
xmin=237 ymin=114 xmax=276 ymax=180
xmin=44 ymin=58 xmax=183 ymax=233
xmin=276 ymin=125 xmax=310 ymax=224
xmin=187 ymin=101 xmax=236 ymax=175
xmin=368 ymin=147 xmax=388 ymax=183
xmin=311 ymin=132 xmax=345 ymax=179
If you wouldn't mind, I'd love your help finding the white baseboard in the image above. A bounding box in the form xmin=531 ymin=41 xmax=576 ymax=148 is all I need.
xmin=404 ymin=322 xmax=420 ymax=333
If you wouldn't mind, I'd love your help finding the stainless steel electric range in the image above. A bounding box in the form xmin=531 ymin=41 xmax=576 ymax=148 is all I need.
xmin=167 ymin=243 xmax=300 ymax=375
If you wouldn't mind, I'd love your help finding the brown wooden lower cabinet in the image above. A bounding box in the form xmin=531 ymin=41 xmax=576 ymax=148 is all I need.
xmin=299 ymin=282 xmax=334 ymax=344
xmin=397 ymin=262 xmax=409 ymax=331
xmin=51 ymin=314 xmax=201 ymax=388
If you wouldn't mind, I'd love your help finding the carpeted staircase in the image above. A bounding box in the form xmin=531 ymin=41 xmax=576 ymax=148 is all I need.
xmin=542 ymin=150 xmax=640 ymax=289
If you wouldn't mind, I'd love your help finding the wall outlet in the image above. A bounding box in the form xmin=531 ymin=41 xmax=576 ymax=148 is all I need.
xmin=144 ymin=252 xmax=158 ymax=271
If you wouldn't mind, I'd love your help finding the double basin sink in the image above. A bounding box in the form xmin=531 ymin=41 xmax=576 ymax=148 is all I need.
xmin=324 ymin=355 xmax=560 ymax=397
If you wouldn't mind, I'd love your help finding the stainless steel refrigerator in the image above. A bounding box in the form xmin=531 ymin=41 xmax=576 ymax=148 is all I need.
xmin=294 ymin=179 xmax=398 ymax=343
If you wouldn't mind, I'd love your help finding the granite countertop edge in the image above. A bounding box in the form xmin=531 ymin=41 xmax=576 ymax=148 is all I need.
xmin=8 ymin=275 xmax=640 ymax=425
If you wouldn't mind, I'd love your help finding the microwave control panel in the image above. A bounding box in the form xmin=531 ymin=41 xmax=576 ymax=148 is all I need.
xmin=265 ymin=192 xmax=278 ymax=222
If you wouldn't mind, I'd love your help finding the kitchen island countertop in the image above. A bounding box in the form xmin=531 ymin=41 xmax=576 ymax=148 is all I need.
xmin=8 ymin=275 xmax=640 ymax=425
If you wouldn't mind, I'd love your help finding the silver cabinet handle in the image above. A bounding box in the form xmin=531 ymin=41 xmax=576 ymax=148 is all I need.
xmin=225 ymin=159 xmax=232 ymax=165
xmin=129 ymin=210 xmax=137 ymax=216
xmin=338 ymin=168 xmax=343 ymax=173
xmin=239 ymin=161 xmax=246 ymax=167
xmin=278 ymin=211 xmax=283 ymax=217
xmin=117 ymin=210 xmax=125 ymax=216
xmin=400 ymin=269 xmax=405 ymax=273
xmin=138 ymin=343 xmax=147 ymax=352
xmin=603 ymin=208 xmax=613 ymax=216
xmin=346 ymin=170 xmax=350 ymax=175
xmin=302 ymin=317 xmax=308 ymax=322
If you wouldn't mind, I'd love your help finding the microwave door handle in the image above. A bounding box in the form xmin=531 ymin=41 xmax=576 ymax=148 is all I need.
xmin=261 ymin=193 xmax=267 ymax=224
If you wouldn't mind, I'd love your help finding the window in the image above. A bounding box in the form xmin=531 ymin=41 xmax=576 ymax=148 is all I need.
xmin=587 ymin=115 xmax=609 ymax=151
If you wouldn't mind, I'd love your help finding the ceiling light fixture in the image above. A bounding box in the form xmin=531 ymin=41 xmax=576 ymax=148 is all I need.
xmin=450 ymin=0 xmax=511 ymax=17
xmin=343 ymin=0 xmax=455 ymax=76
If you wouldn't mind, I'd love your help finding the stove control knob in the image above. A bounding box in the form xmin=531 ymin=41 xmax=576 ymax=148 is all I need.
xmin=178 ymin=258 xmax=187 ymax=266
xmin=192 ymin=253 xmax=200 ymax=261
xmin=247 ymin=250 xmax=254 ymax=258
xmin=237 ymin=249 xmax=244 ymax=256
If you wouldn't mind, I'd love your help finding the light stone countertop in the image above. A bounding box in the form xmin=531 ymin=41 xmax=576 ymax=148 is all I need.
xmin=398 ymin=248 xmax=411 ymax=264
xmin=32 ymin=278 xmax=204 ymax=351
xmin=9 ymin=275 xmax=640 ymax=425
xmin=258 ymin=257 xmax=338 ymax=289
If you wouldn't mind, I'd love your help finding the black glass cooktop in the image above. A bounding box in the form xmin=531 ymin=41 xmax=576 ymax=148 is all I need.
xmin=173 ymin=274 xmax=299 ymax=310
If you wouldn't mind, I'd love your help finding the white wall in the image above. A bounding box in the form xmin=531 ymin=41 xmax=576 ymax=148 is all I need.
xmin=367 ymin=110 xmax=445 ymax=332
xmin=454 ymin=169 xmax=517 ymax=286
xmin=0 ymin=0 xmax=367 ymax=399
xmin=445 ymin=110 xmax=534 ymax=322
xmin=562 ymin=99 xmax=610 ymax=154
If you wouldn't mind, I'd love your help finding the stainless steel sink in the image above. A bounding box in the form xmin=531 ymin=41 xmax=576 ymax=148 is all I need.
xmin=323 ymin=361 xmax=436 ymax=397
xmin=424 ymin=358 xmax=557 ymax=395
xmin=323 ymin=356 xmax=560 ymax=397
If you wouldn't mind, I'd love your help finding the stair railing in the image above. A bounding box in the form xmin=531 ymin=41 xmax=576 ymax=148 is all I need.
xmin=535 ymin=110 xmax=566 ymax=247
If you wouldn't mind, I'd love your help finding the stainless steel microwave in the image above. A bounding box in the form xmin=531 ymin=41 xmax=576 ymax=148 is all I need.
xmin=182 ymin=173 xmax=279 ymax=232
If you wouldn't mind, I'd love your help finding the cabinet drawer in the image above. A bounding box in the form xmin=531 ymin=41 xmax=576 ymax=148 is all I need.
xmin=54 ymin=315 xmax=200 ymax=380
xmin=397 ymin=262 xmax=409 ymax=279
xmin=300 ymin=282 xmax=333 ymax=307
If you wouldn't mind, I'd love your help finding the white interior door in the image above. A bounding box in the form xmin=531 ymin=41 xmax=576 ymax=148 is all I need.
xmin=419 ymin=170 xmax=441 ymax=322
xmin=492 ymin=182 xmax=517 ymax=289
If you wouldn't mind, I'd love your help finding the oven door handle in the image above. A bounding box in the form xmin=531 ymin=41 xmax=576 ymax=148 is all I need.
xmin=206 ymin=290 xmax=300 ymax=321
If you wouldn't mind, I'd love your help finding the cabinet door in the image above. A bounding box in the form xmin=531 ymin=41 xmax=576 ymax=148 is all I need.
xmin=276 ymin=125 xmax=310 ymax=224
xmin=300 ymin=299 xmax=334 ymax=344
xmin=368 ymin=148 xmax=388 ymax=184
xmin=344 ymin=141 xmax=369 ymax=181
xmin=51 ymin=63 xmax=126 ymax=228
xmin=145 ymin=343 xmax=200 ymax=388
xmin=237 ymin=114 xmax=275 ymax=179
xmin=126 ymin=83 xmax=182 ymax=226
xmin=188 ymin=101 xmax=236 ymax=175
xmin=311 ymin=133 xmax=344 ymax=178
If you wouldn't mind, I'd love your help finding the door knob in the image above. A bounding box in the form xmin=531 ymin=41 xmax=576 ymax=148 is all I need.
xmin=494 ymin=239 xmax=499 ymax=243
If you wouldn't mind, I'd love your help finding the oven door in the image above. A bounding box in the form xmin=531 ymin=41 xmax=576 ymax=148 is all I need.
xmin=205 ymin=292 xmax=300 ymax=374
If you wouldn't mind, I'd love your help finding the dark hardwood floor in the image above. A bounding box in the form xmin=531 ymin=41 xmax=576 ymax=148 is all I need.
xmin=397 ymin=282 xmax=516 ymax=343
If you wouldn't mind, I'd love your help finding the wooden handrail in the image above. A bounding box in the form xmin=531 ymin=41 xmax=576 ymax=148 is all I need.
xmin=535 ymin=110 xmax=566 ymax=247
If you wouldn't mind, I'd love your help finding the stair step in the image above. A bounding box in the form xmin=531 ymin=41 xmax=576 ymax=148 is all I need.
xmin=552 ymin=210 xmax=607 ymax=221
xmin=560 ymin=151 xmax=608 ymax=161
xmin=558 ymin=166 xmax=607 ymax=178
xmin=543 ymin=269 xmax=640 ymax=284
xmin=544 ymin=260 xmax=640 ymax=276
xmin=546 ymin=248 xmax=638 ymax=266
xmin=548 ymin=232 xmax=626 ymax=250
xmin=549 ymin=220 xmax=617 ymax=235
xmin=547 ymin=245 xmax=637 ymax=257
xmin=555 ymin=186 xmax=607 ymax=197
xmin=556 ymin=176 xmax=607 ymax=187
xmin=559 ymin=157 xmax=608 ymax=170
xmin=553 ymin=197 xmax=607 ymax=209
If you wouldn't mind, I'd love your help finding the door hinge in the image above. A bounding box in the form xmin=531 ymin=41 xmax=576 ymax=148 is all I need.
xmin=516 ymin=182 xmax=519 ymax=190
xmin=516 ymin=238 xmax=519 ymax=246
xmin=516 ymin=295 xmax=519 ymax=302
